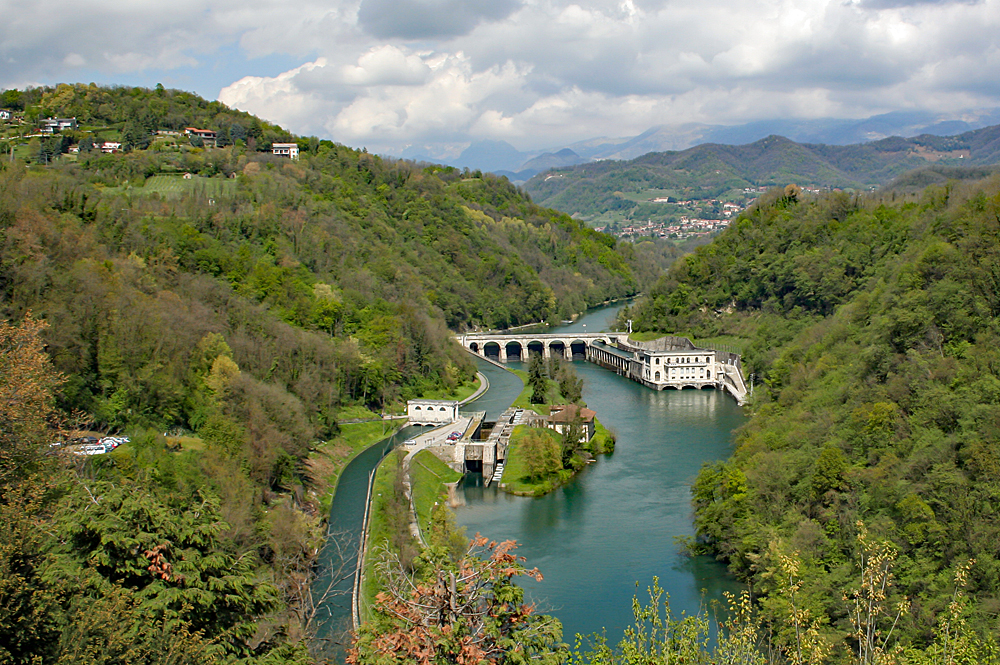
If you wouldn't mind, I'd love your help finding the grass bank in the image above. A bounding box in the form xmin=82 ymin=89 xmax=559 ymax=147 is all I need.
xmin=307 ymin=408 xmax=402 ymax=519
xmin=359 ymin=451 xmax=407 ymax=623
xmin=410 ymin=451 xmax=462 ymax=537
xmin=417 ymin=375 xmax=482 ymax=402
xmin=500 ymin=420 xmax=615 ymax=496
xmin=360 ymin=449 xmax=465 ymax=622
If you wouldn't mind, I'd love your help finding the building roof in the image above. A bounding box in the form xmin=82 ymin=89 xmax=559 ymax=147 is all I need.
xmin=591 ymin=340 xmax=633 ymax=360
xmin=548 ymin=404 xmax=596 ymax=423
xmin=625 ymin=335 xmax=703 ymax=353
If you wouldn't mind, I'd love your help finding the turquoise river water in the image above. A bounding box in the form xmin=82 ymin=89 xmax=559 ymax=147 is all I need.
xmin=454 ymin=304 xmax=746 ymax=642
xmin=313 ymin=302 xmax=746 ymax=658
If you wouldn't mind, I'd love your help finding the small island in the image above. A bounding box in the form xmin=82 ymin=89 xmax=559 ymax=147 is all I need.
xmin=498 ymin=354 xmax=615 ymax=495
xmin=499 ymin=403 xmax=615 ymax=496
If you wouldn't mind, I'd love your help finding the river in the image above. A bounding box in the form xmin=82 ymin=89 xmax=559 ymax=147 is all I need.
xmin=454 ymin=304 xmax=746 ymax=642
xmin=312 ymin=303 xmax=745 ymax=658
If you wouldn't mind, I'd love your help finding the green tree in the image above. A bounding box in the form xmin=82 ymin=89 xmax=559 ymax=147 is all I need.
xmin=50 ymin=480 xmax=281 ymax=659
xmin=558 ymin=363 xmax=584 ymax=403
xmin=121 ymin=119 xmax=151 ymax=151
xmin=529 ymin=353 xmax=548 ymax=404
xmin=517 ymin=429 xmax=562 ymax=480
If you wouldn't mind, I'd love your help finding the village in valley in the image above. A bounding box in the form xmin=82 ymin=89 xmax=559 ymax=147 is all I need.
xmin=594 ymin=185 xmax=827 ymax=242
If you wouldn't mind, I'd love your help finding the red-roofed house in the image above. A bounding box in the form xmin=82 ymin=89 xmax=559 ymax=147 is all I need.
xmin=544 ymin=404 xmax=596 ymax=442
xmin=185 ymin=127 xmax=217 ymax=147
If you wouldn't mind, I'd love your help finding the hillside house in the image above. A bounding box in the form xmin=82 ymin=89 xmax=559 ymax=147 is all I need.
xmin=185 ymin=127 xmax=217 ymax=147
xmin=40 ymin=117 xmax=77 ymax=133
xmin=544 ymin=404 xmax=596 ymax=442
xmin=0 ymin=110 xmax=10 ymax=121
xmin=272 ymin=142 xmax=299 ymax=159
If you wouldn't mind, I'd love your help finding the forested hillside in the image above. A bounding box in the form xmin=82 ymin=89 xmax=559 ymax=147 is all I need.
xmin=525 ymin=127 xmax=1000 ymax=220
xmin=1 ymin=83 xmax=295 ymax=150
xmin=0 ymin=85 xmax=647 ymax=663
xmin=626 ymin=178 xmax=1000 ymax=657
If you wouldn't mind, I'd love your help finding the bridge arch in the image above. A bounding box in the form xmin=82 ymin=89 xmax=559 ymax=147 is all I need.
xmin=483 ymin=341 xmax=501 ymax=360
xmin=526 ymin=340 xmax=545 ymax=357
xmin=505 ymin=341 xmax=523 ymax=361
xmin=548 ymin=340 xmax=568 ymax=359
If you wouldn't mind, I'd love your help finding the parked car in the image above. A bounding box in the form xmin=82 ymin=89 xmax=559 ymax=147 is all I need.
xmin=99 ymin=436 xmax=129 ymax=451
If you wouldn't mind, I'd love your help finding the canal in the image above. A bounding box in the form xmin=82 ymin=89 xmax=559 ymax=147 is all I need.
xmin=454 ymin=304 xmax=746 ymax=642
xmin=311 ymin=424 xmax=422 ymax=660
xmin=312 ymin=303 xmax=746 ymax=659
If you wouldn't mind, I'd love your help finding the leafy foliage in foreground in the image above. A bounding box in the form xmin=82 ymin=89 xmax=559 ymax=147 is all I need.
xmin=351 ymin=537 xmax=566 ymax=665
xmin=627 ymin=176 xmax=1000 ymax=656
xmin=0 ymin=316 xmax=311 ymax=664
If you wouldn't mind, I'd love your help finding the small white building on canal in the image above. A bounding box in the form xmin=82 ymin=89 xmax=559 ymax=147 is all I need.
xmin=407 ymin=399 xmax=460 ymax=425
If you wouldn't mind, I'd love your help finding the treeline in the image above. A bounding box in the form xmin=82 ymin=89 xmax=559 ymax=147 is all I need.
xmin=0 ymin=83 xmax=652 ymax=661
xmin=626 ymin=178 xmax=1000 ymax=658
xmin=524 ymin=126 xmax=1000 ymax=220
xmin=2 ymin=83 xmax=294 ymax=148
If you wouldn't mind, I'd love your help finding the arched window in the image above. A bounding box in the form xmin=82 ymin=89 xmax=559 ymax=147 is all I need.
xmin=440 ymin=407 xmax=447 ymax=411
xmin=414 ymin=406 xmax=422 ymax=410
xmin=655 ymin=371 xmax=661 ymax=381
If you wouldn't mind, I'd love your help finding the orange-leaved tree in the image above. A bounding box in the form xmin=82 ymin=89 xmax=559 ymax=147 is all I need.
xmin=0 ymin=311 xmax=65 ymax=487
xmin=350 ymin=535 xmax=566 ymax=665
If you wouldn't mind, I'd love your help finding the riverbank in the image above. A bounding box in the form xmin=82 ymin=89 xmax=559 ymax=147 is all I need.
xmin=308 ymin=412 xmax=403 ymax=519
xmin=308 ymin=373 xmax=481 ymax=518
xmin=358 ymin=449 xmax=464 ymax=623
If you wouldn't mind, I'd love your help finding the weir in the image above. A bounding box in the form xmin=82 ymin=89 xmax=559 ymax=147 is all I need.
xmin=457 ymin=332 xmax=749 ymax=404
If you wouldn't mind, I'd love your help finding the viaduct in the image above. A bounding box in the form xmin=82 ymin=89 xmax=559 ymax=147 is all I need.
xmin=456 ymin=331 xmax=749 ymax=404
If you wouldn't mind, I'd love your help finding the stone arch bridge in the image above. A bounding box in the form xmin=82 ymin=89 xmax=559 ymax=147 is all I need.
xmin=456 ymin=332 xmax=625 ymax=362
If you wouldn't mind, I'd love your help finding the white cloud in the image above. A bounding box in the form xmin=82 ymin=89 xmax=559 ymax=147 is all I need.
xmin=339 ymin=46 xmax=432 ymax=86
xmin=3 ymin=0 xmax=1000 ymax=154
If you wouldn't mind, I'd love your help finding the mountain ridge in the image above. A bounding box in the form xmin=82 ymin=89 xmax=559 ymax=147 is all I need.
xmin=388 ymin=109 xmax=1000 ymax=180
xmin=524 ymin=125 xmax=1000 ymax=220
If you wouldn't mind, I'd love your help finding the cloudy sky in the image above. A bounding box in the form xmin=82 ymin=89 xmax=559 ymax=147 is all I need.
xmin=3 ymin=0 xmax=999 ymax=156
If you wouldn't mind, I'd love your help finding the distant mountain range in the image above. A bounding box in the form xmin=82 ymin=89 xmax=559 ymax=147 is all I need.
xmin=523 ymin=125 xmax=1000 ymax=219
xmin=396 ymin=109 xmax=1000 ymax=182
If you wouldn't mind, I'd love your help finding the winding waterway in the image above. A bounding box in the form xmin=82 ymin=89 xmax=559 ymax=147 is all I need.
xmin=455 ymin=305 xmax=746 ymax=641
xmin=312 ymin=303 xmax=746 ymax=659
